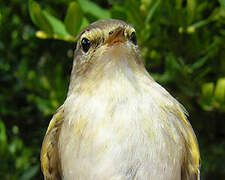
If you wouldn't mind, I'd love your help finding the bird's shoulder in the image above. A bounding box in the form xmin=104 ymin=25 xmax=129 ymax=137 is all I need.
xmin=151 ymin=82 xmax=200 ymax=180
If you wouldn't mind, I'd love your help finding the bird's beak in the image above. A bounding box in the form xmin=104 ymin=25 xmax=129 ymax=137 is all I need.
xmin=104 ymin=27 xmax=126 ymax=45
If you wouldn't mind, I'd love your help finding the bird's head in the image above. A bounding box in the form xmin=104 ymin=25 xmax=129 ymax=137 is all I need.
xmin=68 ymin=19 xmax=147 ymax=95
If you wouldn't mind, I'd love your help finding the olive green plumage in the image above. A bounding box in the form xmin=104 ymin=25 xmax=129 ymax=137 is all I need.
xmin=41 ymin=19 xmax=200 ymax=180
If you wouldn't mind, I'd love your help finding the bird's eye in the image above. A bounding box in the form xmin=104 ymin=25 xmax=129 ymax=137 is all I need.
xmin=129 ymin=32 xmax=137 ymax=45
xmin=81 ymin=38 xmax=91 ymax=53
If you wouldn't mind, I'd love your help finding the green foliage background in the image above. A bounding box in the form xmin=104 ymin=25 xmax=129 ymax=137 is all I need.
xmin=1 ymin=0 xmax=225 ymax=179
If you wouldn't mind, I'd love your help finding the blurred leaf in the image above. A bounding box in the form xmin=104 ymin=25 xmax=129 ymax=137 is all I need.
xmin=28 ymin=0 xmax=53 ymax=34
xmin=176 ymin=0 xmax=183 ymax=9
xmin=29 ymin=0 xmax=75 ymax=41
xmin=187 ymin=0 xmax=196 ymax=24
xmin=210 ymin=7 xmax=225 ymax=21
xmin=111 ymin=5 xmax=128 ymax=21
xmin=40 ymin=76 xmax=51 ymax=90
xmin=214 ymin=78 xmax=225 ymax=103
xmin=202 ymin=82 xmax=214 ymax=100
xmin=146 ymin=0 xmax=161 ymax=23
xmin=191 ymin=55 xmax=209 ymax=71
xmin=28 ymin=0 xmax=39 ymax=26
xmin=200 ymin=83 xmax=214 ymax=111
xmin=64 ymin=2 xmax=83 ymax=36
xmin=165 ymin=54 xmax=181 ymax=72
xmin=186 ymin=19 xmax=211 ymax=33
xmin=35 ymin=97 xmax=54 ymax=116
xmin=218 ymin=0 xmax=225 ymax=9
xmin=79 ymin=17 xmax=89 ymax=31
xmin=77 ymin=0 xmax=111 ymax=19
xmin=42 ymin=10 xmax=71 ymax=38
xmin=9 ymin=137 xmax=23 ymax=154
xmin=0 ymin=120 xmax=7 ymax=155
xmin=123 ymin=0 xmax=143 ymax=29
xmin=35 ymin=30 xmax=49 ymax=39
xmin=12 ymin=125 xmax=19 ymax=135
xmin=36 ymin=30 xmax=75 ymax=42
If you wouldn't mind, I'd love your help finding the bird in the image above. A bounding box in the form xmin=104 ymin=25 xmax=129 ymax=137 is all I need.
xmin=41 ymin=19 xmax=200 ymax=180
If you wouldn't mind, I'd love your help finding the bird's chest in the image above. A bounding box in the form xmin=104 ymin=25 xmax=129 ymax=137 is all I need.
xmin=59 ymin=87 xmax=184 ymax=180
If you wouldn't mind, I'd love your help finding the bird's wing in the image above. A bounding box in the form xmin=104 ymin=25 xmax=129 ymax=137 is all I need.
xmin=41 ymin=105 xmax=64 ymax=180
xmin=174 ymin=104 xmax=200 ymax=180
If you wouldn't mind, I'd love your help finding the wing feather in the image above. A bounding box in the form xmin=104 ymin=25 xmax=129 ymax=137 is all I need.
xmin=174 ymin=103 xmax=200 ymax=180
xmin=41 ymin=106 xmax=64 ymax=180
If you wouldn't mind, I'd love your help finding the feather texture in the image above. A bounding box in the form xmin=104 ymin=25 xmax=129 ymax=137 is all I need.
xmin=41 ymin=106 xmax=64 ymax=180
xmin=41 ymin=19 xmax=200 ymax=180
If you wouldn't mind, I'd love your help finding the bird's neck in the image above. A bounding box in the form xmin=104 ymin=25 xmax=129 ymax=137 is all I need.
xmin=67 ymin=56 xmax=153 ymax=98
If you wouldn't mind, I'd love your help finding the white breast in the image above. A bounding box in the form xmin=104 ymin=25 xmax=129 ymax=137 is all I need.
xmin=59 ymin=63 xmax=185 ymax=180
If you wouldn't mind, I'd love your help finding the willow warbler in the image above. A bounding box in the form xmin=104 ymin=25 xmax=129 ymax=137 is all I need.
xmin=41 ymin=19 xmax=200 ymax=180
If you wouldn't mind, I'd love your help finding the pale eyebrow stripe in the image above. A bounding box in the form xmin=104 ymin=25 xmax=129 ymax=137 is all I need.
xmin=76 ymin=24 xmax=135 ymax=42
xmin=77 ymin=27 xmax=102 ymax=42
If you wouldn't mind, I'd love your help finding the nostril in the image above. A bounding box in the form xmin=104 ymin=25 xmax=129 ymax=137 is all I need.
xmin=109 ymin=26 xmax=125 ymax=36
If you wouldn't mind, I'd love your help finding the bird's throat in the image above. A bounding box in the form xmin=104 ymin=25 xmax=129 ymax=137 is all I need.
xmin=68 ymin=44 xmax=147 ymax=96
